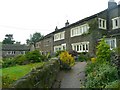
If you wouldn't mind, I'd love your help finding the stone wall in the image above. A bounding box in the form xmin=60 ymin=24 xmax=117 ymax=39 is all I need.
xmin=12 ymin=58 xmax=60 ymax=88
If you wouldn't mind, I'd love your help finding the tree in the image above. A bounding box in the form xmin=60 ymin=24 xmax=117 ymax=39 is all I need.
xmin=96 ymin=37 xmax=111 ymax=63
xmin=26 ymin=32 xmax=44 ymax=46
xmin=2 ymin=34 xmax=15 ymax=44
xmin=26 ymin=39 xmax=30 ymax=45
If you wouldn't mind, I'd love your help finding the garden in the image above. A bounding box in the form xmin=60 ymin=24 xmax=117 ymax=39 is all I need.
xmin=1 ymin=37 xmax=120 ymax=88
xmin=1 ymin=50 xmax=51 ymax=88
xmin=83 ymin=38 xmax=120 ymax=88
xmin=1 ymin=49 xmax=75 ymax=88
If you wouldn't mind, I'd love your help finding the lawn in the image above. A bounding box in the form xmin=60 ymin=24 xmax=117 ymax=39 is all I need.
xmin=0 ymin=62 xmax=44 ymax=87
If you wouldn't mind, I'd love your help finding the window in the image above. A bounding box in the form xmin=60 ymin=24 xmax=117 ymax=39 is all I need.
xmin=71 ymin=24 xmax=89 ymax=37
xmin=7 ymin=51 xmax=15 ymax=55
xmin=71 ymin=42 xmax=89 ymax=52
xmin=54 ymin=31 xmax=65 ymax=41
xmin=98 ymin=18 xmax=106 ymax=29
xmin=54 ymin=43 xmax=66 ymax=52
xmin=12 ymin=51 xmax=15 ymax=54
xmin=112 ymin=17 xmax=120 ymax=29
xmin=105 ymin=38 xmax=116 ymax=50
xmin=19 ymin=51 xmax=25 ymax=54
xmin=7 ymin=51 xmax=11 ymax=55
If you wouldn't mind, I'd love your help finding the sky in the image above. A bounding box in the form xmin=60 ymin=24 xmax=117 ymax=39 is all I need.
xmin=0 ymin=0 xmax=120 ymax=44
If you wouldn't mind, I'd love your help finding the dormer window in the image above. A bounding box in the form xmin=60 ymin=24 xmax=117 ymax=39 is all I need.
xmin=112 ymin=17 xmax=120 ymax=29
xmin=98 ymin=18 xmax=106 ymax=29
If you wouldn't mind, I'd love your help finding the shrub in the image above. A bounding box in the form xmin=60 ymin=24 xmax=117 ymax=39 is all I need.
xmin=69 ymin=50 xmax=78 ymax=57
xmin=78 ymin=53 xmax=90 ymax=62
xmin=105 ymin=80 xmax=120 ymax=88
xmin=59 ymin=51 xmax=75 ymax=70
xmin=91 ymin=58 xmax=96 ymax=63
xmin=14 ymin=55 xmax=27 ymax=65
xmin=2 ymin=75 xmax=16 ymax=88
xmin=96 ymin=37 xmax=111 ymax=63
xmin=2 ymin=58 xmax=16 ymax=68
xmin=2 ymin=50 xmax=49 ymax=68
xmin=85 ymin=63 xmax=118 ymax=88
xmin=25 ymin=50 xmax=42 ymax=63
xmin=55 ymin=50 xmax=65 ymax=57
xmin=84 ymin=37 xmax=119 ymax=88
xmin=39 ymin=52 xmax=51 ymax=62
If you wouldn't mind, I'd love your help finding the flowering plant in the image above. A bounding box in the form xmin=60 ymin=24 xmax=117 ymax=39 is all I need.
xmin=59 ymin=51 xmax=75 ymax=69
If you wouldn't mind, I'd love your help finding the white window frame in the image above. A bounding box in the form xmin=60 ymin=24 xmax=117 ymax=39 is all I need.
xmin=98 ymin=18 xmax=106 ymax=29
xmin=7 ymin=51 xmax=12 ymax=55
xmin=54 ymin=43 xmax=66 ymax=52
xmin=112 ymin=17 xmax=120 ymax=29
xmin=105 ymin=38 xmax=117 ymax=50
xmin=54 ymin=31 xmax=65 ymax=41
xmin=7 ymin=51 xmax=15 ymax=55
xmin=71 ymin=24 xmax=89 ymax=37
xmin=71 ymin=41 xmax=89 ymax=52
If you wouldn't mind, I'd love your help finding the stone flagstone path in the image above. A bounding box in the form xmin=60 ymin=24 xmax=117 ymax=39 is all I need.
xmin=52 ymin=62 xmax=87 ymax=88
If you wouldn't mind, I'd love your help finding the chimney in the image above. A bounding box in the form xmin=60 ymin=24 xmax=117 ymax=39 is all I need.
xmin=65 ymin=20 xmax=69 ymax=27
xmin=55 ymin=26 xmax=58 ymax=31
xmin=108 ymin=0 xmax=117 ymax=9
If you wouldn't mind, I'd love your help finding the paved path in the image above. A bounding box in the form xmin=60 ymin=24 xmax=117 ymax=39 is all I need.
xmin=52 ymin=62 xmax=87 ymax=88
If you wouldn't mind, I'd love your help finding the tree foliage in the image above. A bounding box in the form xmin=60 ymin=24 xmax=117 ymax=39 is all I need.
xmin=96 ymin=37 xmax=111 ymax=63
xmin=2 ymin=34 xmax=15 ymax=44
xmin=26 ymin=32 xmax=44 ymax=46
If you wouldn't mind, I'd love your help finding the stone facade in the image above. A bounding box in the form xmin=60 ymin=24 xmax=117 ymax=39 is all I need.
xmin=36 ymin=1 xmax=120 ymax=56
xmin=2 ymin=44 xmax=30 ymax=58
xmin=35 ymin=33 xmax=54 ymax=55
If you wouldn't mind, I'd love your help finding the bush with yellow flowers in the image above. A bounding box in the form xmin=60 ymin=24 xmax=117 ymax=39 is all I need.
xmin=59 ymin=51 xmax=75 ymax=70
xmin=91 ymin=58 xmax=96 ymax=63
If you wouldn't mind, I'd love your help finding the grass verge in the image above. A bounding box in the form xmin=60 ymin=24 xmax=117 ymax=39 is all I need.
xmin=0 ymin=62 xmax=44 ymax=88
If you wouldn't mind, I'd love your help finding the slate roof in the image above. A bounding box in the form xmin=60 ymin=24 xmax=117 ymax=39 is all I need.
xmin=2 ymin=44 xmax=30 ymax=51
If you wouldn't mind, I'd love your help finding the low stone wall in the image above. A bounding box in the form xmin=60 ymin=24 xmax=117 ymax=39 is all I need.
xmin=12 ymin=58 xmax=60 ymax=88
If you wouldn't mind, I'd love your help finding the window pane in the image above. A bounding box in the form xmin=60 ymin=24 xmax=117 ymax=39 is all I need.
xmin=77 ymin=45 xmax=79 ymax=51
xmin=74 ymin=45 xmax=76 ymax=51
xmin=115 ymin=19 xmax=118 ymax=27
xmin=106 ymin=40 xmax=110 ymax=46
xmin=103 ymin=20 xmax=105 ymax=28
xmin=83 ymin=44 xmax=85 ymax=50
xmin=99 ymin=19 xmax=102 ymax=27
xmin=80 ymin=45 xmax=82 ymax=50
xmin=111 ymin=40 xmax=115 ymax=48
xmin=86 ymin=44 xmax=88 ymax=50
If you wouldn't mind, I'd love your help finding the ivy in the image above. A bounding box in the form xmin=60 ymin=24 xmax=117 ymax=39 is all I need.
xmin=88 ymin=18 xmax=98 ymax=34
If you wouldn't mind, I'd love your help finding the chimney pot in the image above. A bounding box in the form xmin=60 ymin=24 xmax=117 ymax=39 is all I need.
xmin=55 ymin=26 xmax=58 ymax=31
xmin=65 ymin=20 xmax=69 ymax=27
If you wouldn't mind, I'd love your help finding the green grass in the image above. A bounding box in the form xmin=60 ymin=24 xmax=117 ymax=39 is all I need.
xmin=0 ymin=62 xmax=44 ymax=87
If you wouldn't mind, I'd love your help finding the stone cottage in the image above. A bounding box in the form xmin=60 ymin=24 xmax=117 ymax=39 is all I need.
xmin=2 ymin=44 xmax=30 ymax=58
xmin=36 ymin=0 xmax=120 ymax=56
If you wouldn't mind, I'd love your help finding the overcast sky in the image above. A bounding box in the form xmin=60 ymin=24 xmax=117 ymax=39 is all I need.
xmin=0 ymin=0 xmax=120 ymax=44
